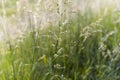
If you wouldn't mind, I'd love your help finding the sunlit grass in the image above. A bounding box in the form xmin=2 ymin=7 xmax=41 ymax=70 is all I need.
xmin=0 ymin=0 xmax=17 ymax=16
xmin=0 ymin=0 xmax=120 ymax=80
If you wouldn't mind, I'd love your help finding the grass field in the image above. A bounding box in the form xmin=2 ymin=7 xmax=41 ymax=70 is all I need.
xmin=0 ymin=0 xmax=120 ymax=80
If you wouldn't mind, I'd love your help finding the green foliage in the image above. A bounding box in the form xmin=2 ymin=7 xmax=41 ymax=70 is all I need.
xmin=1 ymin=10 xmax=120 ymax=80
xmin=0 ymin=0 xmax=17 ymax=16
xmin=1 ymin=0 xmax=120 ymax=80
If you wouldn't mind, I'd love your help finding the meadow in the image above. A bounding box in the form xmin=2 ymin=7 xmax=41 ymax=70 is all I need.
xmin=0 ymin=0 xmax=120 ymax=80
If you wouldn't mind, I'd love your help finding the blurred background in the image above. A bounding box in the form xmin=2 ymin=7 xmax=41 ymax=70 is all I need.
xmin=0 ymin=0 xmax=120 ymax=42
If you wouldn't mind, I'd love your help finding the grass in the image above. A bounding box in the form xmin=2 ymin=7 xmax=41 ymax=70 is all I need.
xmin=0 ymin=0 xmax=120 ymax=80
xmin=0 ymin=0 xmax=17 ymax=16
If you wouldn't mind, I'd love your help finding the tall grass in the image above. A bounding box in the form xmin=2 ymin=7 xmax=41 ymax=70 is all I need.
xmin=0 ymin=0 xmax=120 ymax=80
